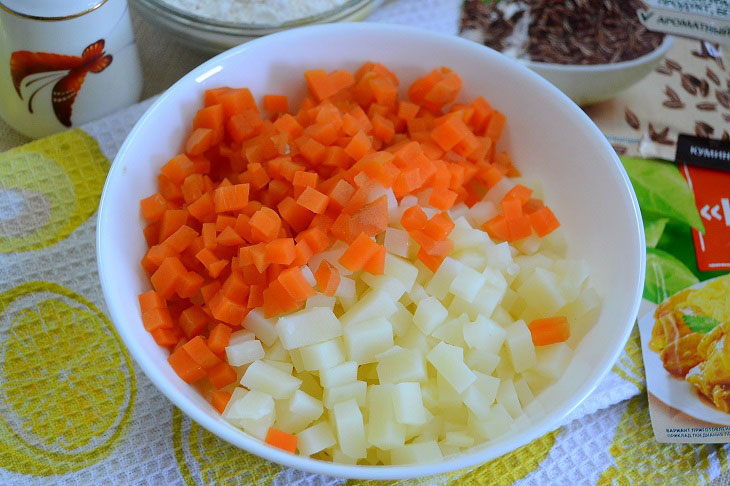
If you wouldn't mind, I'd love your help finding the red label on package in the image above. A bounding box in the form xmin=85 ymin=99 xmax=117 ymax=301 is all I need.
xmin=680 ymin=163 xmax=730 ymax=271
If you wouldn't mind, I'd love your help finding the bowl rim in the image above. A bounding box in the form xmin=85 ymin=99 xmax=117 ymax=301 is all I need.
xmin=523 ymin=35 xmax=675 ymax=71
xmin=131 ymin=0 xmax=376 ymax=33
xmin=96 ymin=22 xmax=646 ymax=480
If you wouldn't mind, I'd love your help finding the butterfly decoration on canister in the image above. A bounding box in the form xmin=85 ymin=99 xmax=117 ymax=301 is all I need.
xmin=10 ymin=39 xmax=113 ymax=127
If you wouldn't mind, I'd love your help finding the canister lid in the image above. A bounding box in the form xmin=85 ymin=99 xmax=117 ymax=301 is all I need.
xmin=0 ymin=0 xmax=107 ymax=19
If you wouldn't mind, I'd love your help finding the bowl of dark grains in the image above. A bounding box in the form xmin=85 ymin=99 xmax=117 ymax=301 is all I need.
xmin=460 ymin=0 xmax=674 ymax=105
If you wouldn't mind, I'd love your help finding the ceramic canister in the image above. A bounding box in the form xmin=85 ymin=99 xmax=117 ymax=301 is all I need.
xmin=0 ymin=0 xmax=143 ymax=138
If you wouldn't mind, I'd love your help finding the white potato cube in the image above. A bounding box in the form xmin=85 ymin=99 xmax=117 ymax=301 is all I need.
xmin=471 ymin=403 xmax=512 ymax=441
xmin=307 ymin=244 xmax=350 ymax=277
xmin=505 ymin=320 xmax=537 ymax=373
xmin=297 ymin=422 xmax=337 ymax=456
xmin=517 ymin=267 xmax=566 ymax=314
xmin=513 ymin=376 xmax=535 ymax=407
xmin=332 ymin=447 xmax=358 ymax=465
xmin=450 ymin=265 xmax=486 ymax=302
xmin=276 ymin=307 xmax=342 ymax=350
xmin=289 ymin=348 xmax=305 ymax=373
xmin=427 ymin=342 xmax=476 ymax=393
xmin=384 ymin=254 xmax=419 ymax=293
xmin=390 ymin=303 xmax=413 ymax=338
xmin=491 ymin=306 xmax=513 ymax=327
xmin=367 ymin=385 xmax=405 ymax=450
xmin=306 ymin=293 xmax=336 ymax=309
xmin=240 ymin=360 xmax=302 ymax=399
xmin=443 ymin=431 xmax=475 ymax=448
xmin=384 ymin=227 xmax=411 ymax=258
xmin=450 ymin=226 xmax=490 ymax=252
xmin=514 ymin=234 xmax=541 ymax=255
xmin=534 ymin=342 xmax=573 ymax=379
xmin=275 ymin=390 xmax=324 ymax=434
xmin=464 ymin=348 xmax=500 ymax=375
xmin=340 ymin=289 xmax=397 ymax=326
xmin=391 ymin=441 xmax=443 ymax=465
xmin=264 ymin=340 xmax=288 ymax=361
xmin=343 ymin=317 xmax=393 ymax=364
xmin=228 ymin=330 xmax=255 ymax=346
xmin=454 ymin=250 xmax=487 ymax=272
xmin=413 ymin=297 xmax=448 ymax=335
xmin=221 ymin=387 xmax=249 ymax=421
xmin=436 ymin=373 xmax=463 ymax=408
xmin=462 ymin=315 xmax=507 ymax=354
xmin=496 ymin=379 xmax=523 ymax=419
xmin=333 ymin=399 xmax=367 ymax=459
xmin=483 ymin=177 xmax=514 ymax=205
xmin=319 ymin=361 xmax=358 ymax=388
xmin=405 ymin=283 xmax=429 ymax=306
xmin=461 ymin=372 xmax=500 ymax=420
xmin=485 ymin=241 xmax=514 ymax=270
xmin=425 ymin=257 xmax=463 ymax=299
xmin=392 ymin=382 xmax=427 ymax=425
xmin=432 ymin=314 xmax=468 ymax=348
xmin=299 ymin=339 xmax=345 ymax=371
xmin=395 ymin=326 xmax=431 ymax=356
xmin=468 ymin=200 xmax=497 ymax=226
xmin=261 ymin=359 xmax=293 ymax=374
xmin=242 ymin=309 xmax=279 ymax=347
xmin=323 ymin=380 xmax=367 ymax=409
xmin=360 ymin=274 xmax=407 ymax=301
xmin=335 ymin=275 xmax=356 ymax=300
xmin=376 ymin=347 xmax=427 ymax=383
xmin=223 ymin=389 xmax=275 ymax=440
xmin=449 ymin=202 xmax=470 ymax=220
xmin=225 ymin=339 xmax=265 ymax=367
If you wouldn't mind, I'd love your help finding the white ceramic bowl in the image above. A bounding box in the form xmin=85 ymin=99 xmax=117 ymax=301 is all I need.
xmin=97 ymin=23 xmax=645 ymax=480
xmin=526 ymin=36 xmax=675 ymax=106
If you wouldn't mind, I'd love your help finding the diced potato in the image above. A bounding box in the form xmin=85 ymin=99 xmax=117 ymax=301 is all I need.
xmin=464 ymin=348 xmax=500 ymax=375
xmin=470 ymin=403 xmax=512 ymax=441
xmin=391 ymin=382 xmax=427 ymax=425
xmin=383 ymin=254 xmax=419 ymax=293
xmin=261 ymin=359 xmax=293 ymax=374
xmin=376 ymin=347 xmax=427 ymax=384
xmin=461 ymin=372 xmax=500 ymax=420
xmin=264 ymin=340 xmax=288 ymax=361
xmin=340 ymin=289 xmax=397 ymax=326
xmin=427 ymin=342 xmax=476 ymax=393
xmin=541 ymin=227 xmax=567 ymax=256
xmin=513 ymin=376 xmax=535 ymax=407
xmin=323 ymin=380 xmax=367 ymax=409
xmin=240 ymin=360 xmax=302 ymax=399
xmin=221 ymin=387 xmax=249 ymax=421
xmin=276 ymin=307 xmax=342 ymax=350
xmin=307 ymin=244 xmax=350 ymax=277
xmin=484 ymin=177 xmax=514 ymax=206
xmin=505 ymin=320 xmax=537 ymax=373
xmin=390 ymin=303 xmax=413 ymax=338
xmin=299 ymin=339 xmax=345 ymax=371
xmin=289 ymin=348 xmax=305 ymax=373
xmin=390 ymin=441 xmax=443 ymax=465
xmin=242 ymin=309 xmax=279 ymax=347
xmin=333 ymin=399 xmax=367 ymax=459
xmin=425 ymin=257 xmax=463 ymax=299
xmin=496 ymin=379 xmax=523 ymax=419
xmin=367 ymin=384 xmax=406 ymax=450
xmin=494 ymin=348 xmax=516 ymax=381
xmin=297 ymin=421 xmax=336 ymax=456
xmin=296 ymin=370 xmax=323 ymax=400
xmin=360 ymin=274 xmax=407 ymax=301
xmin=343 ymin=317 xmax=394 ymax=364
xmin=432 ymin=314 xmax=468 ymax=347
xmin=228 ymin=330 xmax=255 ymax=346
xmin=467 ymin=200 xmax=497 ymax=227
xmin=395 ymin=326 xmax=431 ymax=356
xmin=449 ymin=202 xmax=469 ymax=220
xmin=306 ymin=293 xmax=336 ymax=309
xmin=517 ymin=267 xmax=565 ymax=314
xmin=300 ymin=265 xmax=316 ymax=287
xmin=514 ymin=234 xmax=541 ymax=255
xmin=332 ymin=446 xmax=358 ymax=465
xmin=275 ymin=389 xmax=324 ymax=434
xmin=491 ymin=306 xmax=513 ymax=327
xmin=335 ymin=275 xmax=356 ymax=300
xmin=437 ymin=373 xmax=463 ymax=408
xmin=453 ymin=250 xmax=487 ymax=272
xmin=405 ymin=283 xmax=429 ymax=306
xmin=413 ymin=297 xmax=448 ymax=335
xmin=223 ymin=389 xmax=275 ymax=440
xmin=534 ymin=342 xmax=573 ymax=379
xmin=226 ymin=339 xmax=265 ymax=367
xmin=449 ymin=265 xmax=486 ymax=302
xmin=450 ymin=226 xmax=491 ymax=253
xmin=462 ymin=315 xmax=507 ymax=354
xmin=482 ymin=266 xmax=508 ymax=293
xmin=485 ymin=241 xmax=513 ymax=271
xmin=384 ymin=227 xmax=411 ymax=258
xmin=320 ymin=361 xmax=358 ymax=388
xmin=443 ymin=431 xmax=475 ymax=448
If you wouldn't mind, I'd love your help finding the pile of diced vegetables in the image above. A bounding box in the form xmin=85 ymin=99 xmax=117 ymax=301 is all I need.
xmin=137 ymin=62 xmax=601 ymax=465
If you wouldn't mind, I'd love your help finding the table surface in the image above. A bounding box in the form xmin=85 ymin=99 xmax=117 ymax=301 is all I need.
xmin=1 ymin=6 xmax=729 ymax=485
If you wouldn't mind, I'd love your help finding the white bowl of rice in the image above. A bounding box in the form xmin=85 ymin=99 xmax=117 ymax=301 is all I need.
xmin=131 ymin=0 xmax=382 ymax=53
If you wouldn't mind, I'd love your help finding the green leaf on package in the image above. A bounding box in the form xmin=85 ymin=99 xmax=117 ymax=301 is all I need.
xmin=682 ymin=315 xmax=721 ymax=334
xmin=620 ymin=157 xmax=704 ymax=232
xmin=644 ymin=248 xmax=700 ymax=304
xmin=644 ymin=217 xmax=669 ymax=248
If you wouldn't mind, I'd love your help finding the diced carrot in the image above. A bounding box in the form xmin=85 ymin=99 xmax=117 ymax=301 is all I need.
xmin=429 ymin=188 xmax=457 ymax=211
xmin=202 ymin=223 xmax=217 ymax=249
xmin=150 ymin=256 xmax=187 ymax=299
xmin=529 ymin=206 xmax=560 ymax=237
xmin=397 ymin=101 xmax=420 ymax=121
xmin=218 ymin=226 xmax=245 ymax=246
xmin=183 ymin=335 xmax=221 ymax=369
xmin=162 ymin=154 xmax=196 ymax=184
xmin=297 ymin=186 xmax=329 ymax=214
xmin=330 ymin=70 xmax=355 ymax=92
xmin=401 ymin=206 xmax=428 ymax=231
xmin=277 ymin=197 xmax=314 ymax=233
xmin=314 ymin=261 xmax=340 ymax=297
xmin=501 ymin=198 xmax=523 ymax=220
xmin=211 ymin=390 xmax=232 ymax=413
xmin=265 ymin=427 xmax=297 ymax=453
xmin=249 ymin=206 xmax=282 ymax=242
xmin=159 ymin=209 xmax=189 ymax=242
xmin=214 ymin=183 xmax=250 ymax=213
xmin=176 ymin=271 xmax=204 ymax=299
xmin=486 ymin=110 xmax=506 ymax=140
xmin=304 ymin=69 xmax=337 ymax=101
xmin=168 ymin=347 xmax=206 ymax=384
xmin=363 ymin=244 xmax=385 ymax=275
xmin=141 ymin=307 xmax=174 ymax=332
xmin=139 ymin=289 xmax=167 ymax=312
xmin=262 ymin=280 xmax=300 ymax=318
xmin=179 ymin=305 xmax=209 ymax=338
xmin=207 ymin=322 xmax=232 ymax=355
xmin=339 ymin=232 xmax=380 ymax=272
xmin=528 ymin=316 xmax=570 ymax=346
xmin=265 ymin=238 xmax=296 ymax=265
xmin=430 ymin=116 xmax=470 ymax=152
xmin=151 ymin=328 xmax=180 ymax=348
xmin=327 ymin=179 xmax=355 ymax=210
xmin=417 ymin=247 xmax=446 ymax=272
xmin=483 ymin=215 xmax=509 ymax=241
xmin=247 ymin=284 xmax=264 ymax=308
xmin=141 ymin=193 xmax=168 ymax=222
xmin=220 ymin=88 xmax=257 ymax=118
xmin=144 ymin=222 xmax=161 ymax=247
xmin=523 ymin=198 xmax=545 ymax=215
xmin=221 ymin=270 xmax=250 ymax=305
xmin=209 ymin=292 xmax=248 ymax=327
xmin=227 ymin=109 xmax=263 ymax=143
xmin=186 ymin=128 xmax=215 ymax=156
xmin=273 ymin=113 xmax=303 ymax=136
xmin=506 ymin=215 xmax=532 ymax=242
xmin=208 ymin=361 xmax=237 ymax=389
xmin=164 ymin=225 xmax=198 ymax=253
xmin=292 ymin=170 xmax=318 ymax=191
xmin=200 ymin=280 xmax=221 ymax=304
xmin=194 ymin=103 xmax=225 ymax=131
xmin=278 ymin=266 xmax=315 ymax=301
xmin=422 ymin=212 xmax=454 ymax=240
xmin=188 ymin=192 xmax=216 ymax=223
xmin=298 ymin=227 xmax=331 ymax=253
xmin=344 ymin=130 xmax=372 ymax=161
xmin=263 ymin=94 xmax=288 ymax=113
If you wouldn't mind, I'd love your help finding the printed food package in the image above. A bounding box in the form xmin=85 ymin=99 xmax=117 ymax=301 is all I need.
xmin=460 ymin=0 xmax=730 ymax=443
